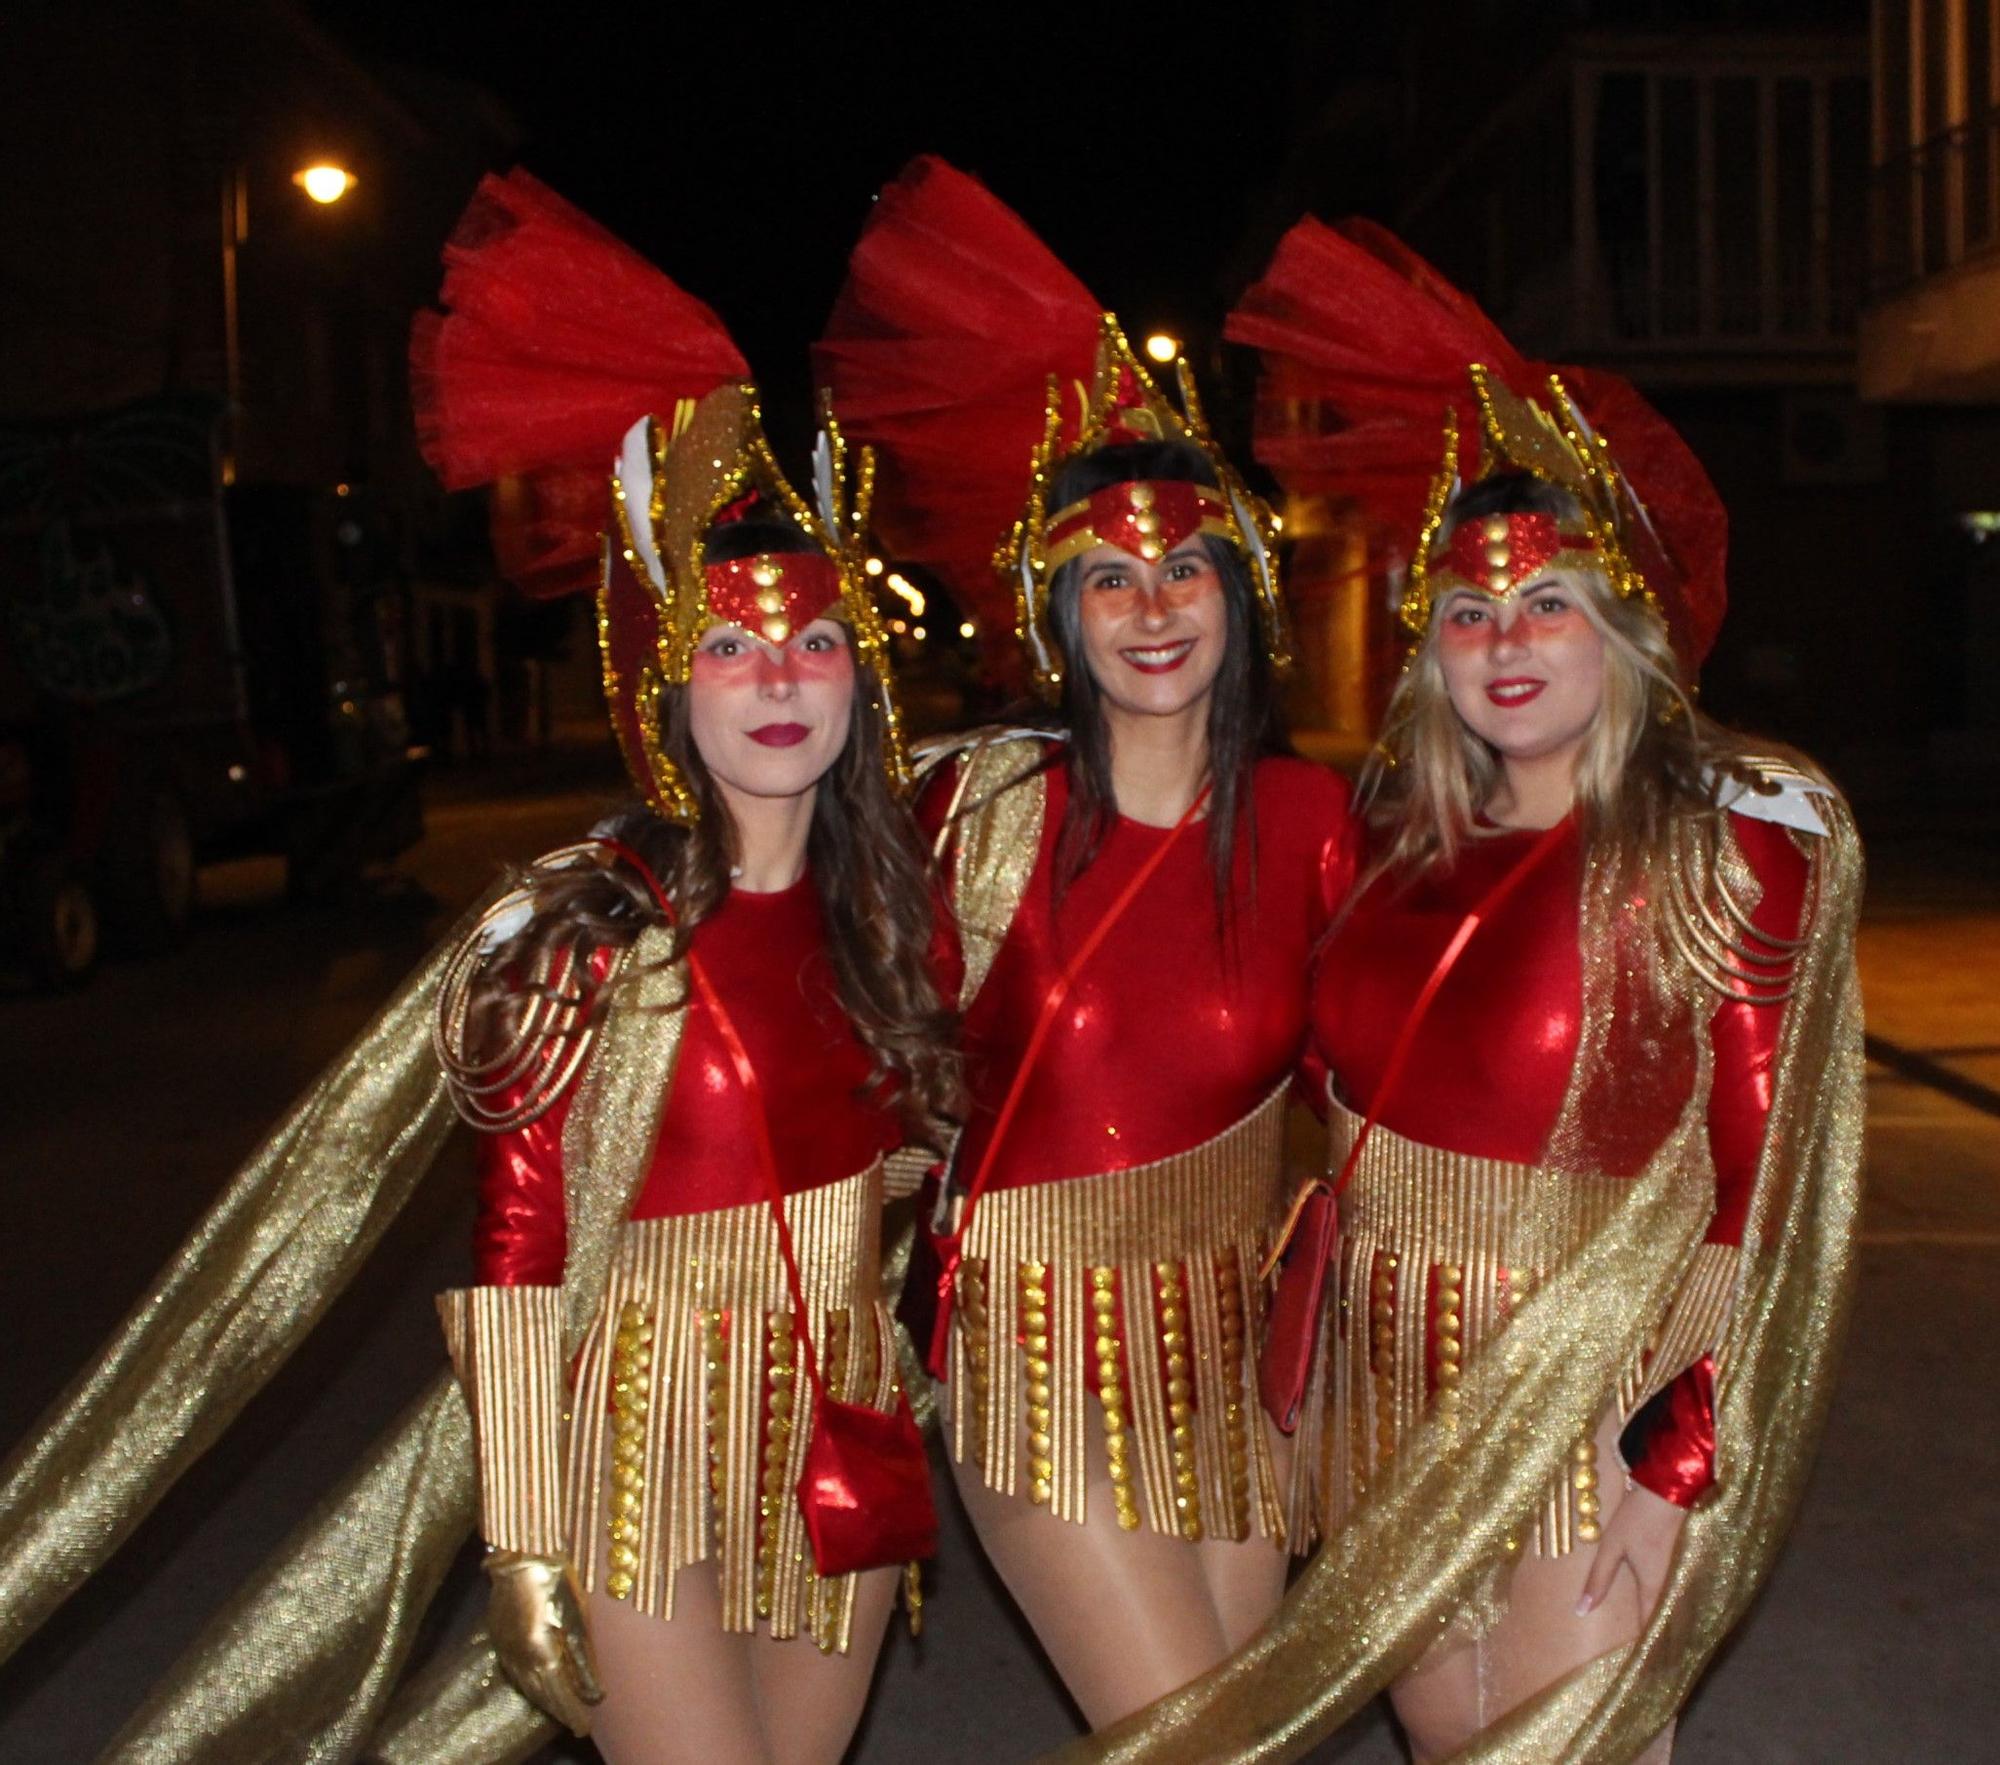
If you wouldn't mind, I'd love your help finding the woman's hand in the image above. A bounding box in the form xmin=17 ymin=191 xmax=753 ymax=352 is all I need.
xmin=484 ymin=1549 xmax=605 ymax=1735
xmin=1575 ymin=1480 xmax=1688 ymax=1620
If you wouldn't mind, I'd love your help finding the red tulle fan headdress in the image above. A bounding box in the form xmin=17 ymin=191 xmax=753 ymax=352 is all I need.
xmin=411 ymin=170 xmax=904 ymax=820
xmin=1227 ymin=217 xmax=1727 ymax=672
xmin=816 ymin=155 xmax=1288 ymax=697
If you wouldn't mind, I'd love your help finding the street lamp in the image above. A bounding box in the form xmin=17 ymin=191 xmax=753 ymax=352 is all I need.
xmin=220 ymin=160 xmax=359 ymax=482
xmin=292 ymin=164 xmax=356 ymax=204
xmin=1144 ymin=332 xmax=1179 ymax=364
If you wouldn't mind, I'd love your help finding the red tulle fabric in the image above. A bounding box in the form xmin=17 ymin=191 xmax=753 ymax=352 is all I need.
xmin=1227 ymin=217 xmax=1727 ymax=667
xmin=411 ymin=168 xmax=748 ymax=597
xmin=814 ymin=156 xmax=1102 ymax=682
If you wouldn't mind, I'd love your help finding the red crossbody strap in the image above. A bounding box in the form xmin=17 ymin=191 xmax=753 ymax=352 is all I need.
xmin=945 ymin=782 xmax=1212 ymax=1257
xmin=594 ymin=839 xmax=833 ymax=1410
xmin=1264 ymin=816 xmax=1571 ymax=1276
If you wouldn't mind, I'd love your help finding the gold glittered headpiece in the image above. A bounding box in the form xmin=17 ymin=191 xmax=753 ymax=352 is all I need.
xmin=600 ymin=382 xmax=908 ymax=823
xmin=1402 ymin=364 xmax=1660 ymax=651
xmin=996 ymin=314 xmax=1293 ymax=700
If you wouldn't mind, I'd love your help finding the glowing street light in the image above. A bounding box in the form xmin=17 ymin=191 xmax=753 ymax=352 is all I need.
xmin=293 ymin=164 xmax=356 ymax=205
xmin=885 ymin=572 xmax=925 ymax=616
xmin=959 ymin=620 xmax=976 ymax=639
xmin=864 ymin=556 xmax=884 ymax=576
xmin=1144 ymin=332 xmax=1179 ymax=364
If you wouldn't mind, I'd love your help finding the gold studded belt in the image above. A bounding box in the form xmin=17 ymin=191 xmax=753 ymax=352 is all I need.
xmin=1294 ymin=1102 xmax=1735 ymax=1556
xmin=562 ymin=1160 xmax=898 ymax=1651
xmin=945 ymin=1086 xmax=1292 ymax=1546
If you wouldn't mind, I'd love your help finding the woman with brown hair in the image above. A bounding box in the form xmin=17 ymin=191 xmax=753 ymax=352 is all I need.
xmin=415 ymin=173 xmax=957 ymax=1765
xmin=1057 ymin=221 xmax=1864 ymax=1765
xmin=817 ymin=158 xmax=1358 ymax=1730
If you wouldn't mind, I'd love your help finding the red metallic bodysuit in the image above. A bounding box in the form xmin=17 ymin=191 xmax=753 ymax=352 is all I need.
xmin=1310 ymin=810 xmax=1809 ymax=1505
xmin=948 ymin=753 xmax=1358 ymax=1189
xmin=928 ymin=746 xmax=1359 ymax=1543
xmin=475 ymin=875 xmax=897 ymax=1284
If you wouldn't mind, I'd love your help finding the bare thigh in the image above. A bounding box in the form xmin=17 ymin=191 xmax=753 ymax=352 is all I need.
xmin=950 ymin=1442 xmax=1287 ymax=1731
xmin=585 ymin=1563 xmax=768 ymax=1765
xmin=752 ymin=1566 xmax=901 ymax=1765
xmin=1389 ymin=1411 xmax=1676 ymax=1765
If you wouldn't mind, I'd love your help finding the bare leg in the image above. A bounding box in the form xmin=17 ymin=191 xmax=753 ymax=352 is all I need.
xmin=1389 ymin=1409 xmax=1678 ymax=1763
xmin=1196 ymin=1427 xmax=1293 ymax=1651
xmin=951 ymin=1445 xmax=1288 ymax=1730
xmin=584 ymin=1562 xmax=770 ymax=1765
xmin=753 ymin=1566 xmax=902 ymax=1765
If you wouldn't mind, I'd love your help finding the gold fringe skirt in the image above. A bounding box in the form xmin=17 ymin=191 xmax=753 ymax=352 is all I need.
xmin=564 ymin=1160 xmax=899 ymax=1652
xmin=1298 ymin=1102 xmax=1735 ymax=1555
xmin=946 ymin=1088 xmax=1292 ymax=1546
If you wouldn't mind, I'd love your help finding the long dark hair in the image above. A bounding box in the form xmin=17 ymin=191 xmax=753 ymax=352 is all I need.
xmin=1041 ymin=439 xmax=1289 ymax=906
xmin=475 ymin=508 xmax=959 ymax=1140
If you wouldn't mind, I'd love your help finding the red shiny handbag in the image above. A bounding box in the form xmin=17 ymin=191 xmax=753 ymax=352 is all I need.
xmin=602 ymin=840 xmax=938 ymax=1574
xmin=1258 ymin=1178 xmax=1337 ymax=1433
xmin=1258 ymin=819 xmax=1571 ymax=1434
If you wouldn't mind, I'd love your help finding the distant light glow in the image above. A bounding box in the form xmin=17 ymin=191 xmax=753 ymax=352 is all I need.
xmin=885 ymin=572 xmax=925 ymax=616
xmin=864 ymin=556 xmax=885 ymax=576
xmin=294 ymin=164 xmax=355 ymax=204
xmin=912 ymin=624 xmax=927 ymax=641
xmin=889 ymin=617 xmax=908 ymax=634
xmin=958 ymin=620 xmax=976 ymax=639
xmin=1144 ymin=332 xmax=1179 ymax=364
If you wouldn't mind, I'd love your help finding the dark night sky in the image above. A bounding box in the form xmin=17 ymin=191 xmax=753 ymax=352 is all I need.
xmin=311 ymin=1 xmax=1392 ymax=428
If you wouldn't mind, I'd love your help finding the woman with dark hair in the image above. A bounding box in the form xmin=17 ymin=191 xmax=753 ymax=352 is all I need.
xmin=1053 ymin=219 xmax=1863 ymax=1765
xmin=818 ymin=157 xmax=1357 ymax=1729
xmin=0 ymin=173 xmax=952 ymax=1765
xmin=418 ymin=182 xmax=957 ymax=1765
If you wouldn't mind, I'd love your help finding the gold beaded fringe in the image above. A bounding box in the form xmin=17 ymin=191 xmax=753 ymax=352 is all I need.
xmin=1302 ymin=1102 xmax=1737 ymax=1555
xmin=948 ymin=1089 xmax=1289 ymax=1545
xmin=563 ymin=1161 xmax=897 ymax=1651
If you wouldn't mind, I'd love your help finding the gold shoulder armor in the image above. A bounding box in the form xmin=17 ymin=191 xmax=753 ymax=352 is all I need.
xmin=1664 ymin=758 xmax=1833 ymax=1006
xmin=433 ymin=842 xmax=626 ymax=1132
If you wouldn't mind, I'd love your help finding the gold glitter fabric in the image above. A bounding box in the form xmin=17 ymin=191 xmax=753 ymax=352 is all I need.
xmin=948 ymin=1090 xmax=1291 ymax=1545
xmin=0 ymin=913 xmax=707 ymax=1758
xmin=930 ymin=728 xmax=1051 ymax=1008
xmin=1050 ymin=793 xmax=1864 ymax=1764
xmin=1296 ymin=1104 xmax=1737 ymax=1558
xmin=0 ymin=893 xmax=491 ymax=1669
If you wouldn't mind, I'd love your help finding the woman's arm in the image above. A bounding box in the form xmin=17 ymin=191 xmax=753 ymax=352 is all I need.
xmin=1624 ymin=809 xmax=1811 ymax=1505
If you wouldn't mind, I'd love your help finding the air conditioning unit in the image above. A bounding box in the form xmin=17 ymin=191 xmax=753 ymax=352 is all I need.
xmin=1779 ymin=391 xmax=1886 ymax=486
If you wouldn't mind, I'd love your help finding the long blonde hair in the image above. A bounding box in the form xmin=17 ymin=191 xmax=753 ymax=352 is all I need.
xmin=1360 ymin=478 xmax=1797 ymax=902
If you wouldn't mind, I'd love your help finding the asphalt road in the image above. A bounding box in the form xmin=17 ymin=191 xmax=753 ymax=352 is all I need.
xmin=1 ymin=754 xmax=1994 ymax=1762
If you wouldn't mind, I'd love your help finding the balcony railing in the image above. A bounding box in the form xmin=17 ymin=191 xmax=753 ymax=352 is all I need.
xmin=1873 ymin=105 xmax=2000 ymax=294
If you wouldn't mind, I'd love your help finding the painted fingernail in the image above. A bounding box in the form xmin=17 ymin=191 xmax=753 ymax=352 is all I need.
xmin=1574 ymin=1594 xmax=1594 ymax=1616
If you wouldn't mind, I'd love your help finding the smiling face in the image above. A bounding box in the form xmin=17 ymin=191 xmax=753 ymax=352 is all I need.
xmin=686 ymin=616 xmax=856 ymax=810
xmin=1435 ymin=568 xmax=1608 ymax=767
xmin=1071 ymin=535 xmax=1229 ymax=724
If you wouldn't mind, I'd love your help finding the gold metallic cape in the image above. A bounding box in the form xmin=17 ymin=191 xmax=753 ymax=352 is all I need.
xmin=0 ymin=906 xmax=692 ymax=1762
xmin=1052 ymin=798 xmax=1864 ymax=1765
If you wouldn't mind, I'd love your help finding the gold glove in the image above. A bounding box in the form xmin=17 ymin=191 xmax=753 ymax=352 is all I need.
xmin=483 ymin=1548 xmax=605 ymax=1737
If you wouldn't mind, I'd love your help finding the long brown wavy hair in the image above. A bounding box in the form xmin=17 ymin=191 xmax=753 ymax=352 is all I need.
xmin=473 ymin=512 xmax=959 ymax=1142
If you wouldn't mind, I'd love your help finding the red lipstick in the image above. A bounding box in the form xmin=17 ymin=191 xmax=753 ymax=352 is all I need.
xmin=747 ymin=722 xmax=810 ymax=747
xmin=1485 ymin=678 xmax=1546 ymax=707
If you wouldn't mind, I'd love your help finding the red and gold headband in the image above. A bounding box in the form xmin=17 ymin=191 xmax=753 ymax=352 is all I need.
xmin=1426 ymin=510 xmax=1602 ymax=603
xmin=1043 ymin=479 xmax=1234 ymax=572
xmin=700 ymin=552 xmax=843 ymax=646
